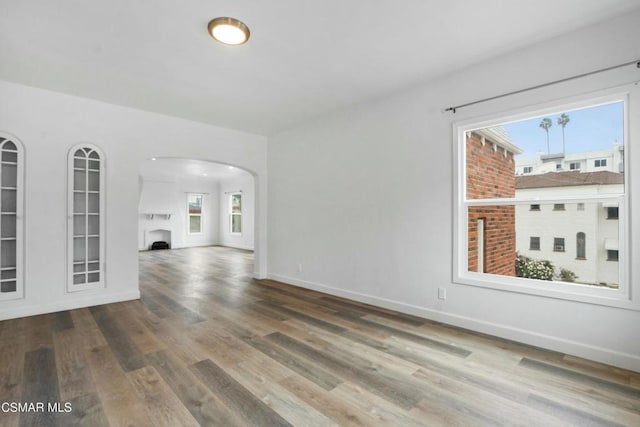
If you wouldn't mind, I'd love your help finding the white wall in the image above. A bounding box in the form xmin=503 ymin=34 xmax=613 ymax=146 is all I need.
xmin=267 ymin=10 xmax=640 ymax=371
xmin=138 ymin=178 xmax=221 ymax=250
xmin=219 ymin=173 xmax=255 ymax=251
xmin=0 ymin=80 xmax=267 ymax=320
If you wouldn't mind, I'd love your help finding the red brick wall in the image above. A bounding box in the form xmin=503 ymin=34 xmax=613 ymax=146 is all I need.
xmin=466 ymin=133 xmax=516 ymax=276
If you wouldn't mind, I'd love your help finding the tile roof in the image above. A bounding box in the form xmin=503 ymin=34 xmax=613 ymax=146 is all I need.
xmin=516 ymin=171 xmax=624 ymax=189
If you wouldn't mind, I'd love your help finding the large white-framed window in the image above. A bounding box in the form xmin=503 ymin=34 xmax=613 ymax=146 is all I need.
xmin=68 ymin=144 xmax=105 ymax=292
xmin=229 ymin=192 xmax=242 ymax=235
xmin=0 ymin=134 xmax=24 ymax=301
xmin=453 ymin=87 xmax=636 ymax=309
xmin=187 ymin=193 xmax=203 ymax=235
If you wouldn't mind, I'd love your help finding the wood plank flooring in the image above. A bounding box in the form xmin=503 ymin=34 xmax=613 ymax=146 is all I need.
xmin=1 ymin=246 xmax=639 ymax=426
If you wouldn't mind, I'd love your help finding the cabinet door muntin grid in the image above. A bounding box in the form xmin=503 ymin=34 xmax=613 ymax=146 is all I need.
xmin=68 ymin=145 xmax=104 ymax=291
xmin=0 ymin=136 xmax=23 ymax=300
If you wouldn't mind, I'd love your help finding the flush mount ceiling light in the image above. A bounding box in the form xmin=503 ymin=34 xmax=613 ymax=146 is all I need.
xmin=208 ymin=17 xmax=250 ymax=46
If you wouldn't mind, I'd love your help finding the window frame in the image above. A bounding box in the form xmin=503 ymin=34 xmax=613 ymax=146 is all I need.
xmin=229 ymin=192 xmax=243 ymax=235
xmin=187 ymin=193 xmax=204 ymax=235
xmin=576 ymin=232 xmax=586 ymax=260
xmin=553 ymin=238 xmax=565 ymax=252
xmin=453 ymin=87 xmax=634 ymax=309
xmin=529 ymin=236 xmax=540 ymax=251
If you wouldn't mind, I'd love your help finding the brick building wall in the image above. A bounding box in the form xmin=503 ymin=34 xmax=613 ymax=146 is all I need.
xmin=466 ymin=132 xmax=516 ymax=276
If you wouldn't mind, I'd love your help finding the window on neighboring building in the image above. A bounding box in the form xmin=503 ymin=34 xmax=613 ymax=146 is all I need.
xmin=454 ymin=91 xmax=630 ymax=308
xmin=607 ymin=250 xmax=619 ymax=261
xmin=553 ymin=238 xmax=565 ymax=252
xmin=607 ymin=206 xmax=619 ymax=219
xmin=68 ymin=144 xmax=105 ymax=292
xmin=576 ymin=232 xmax=586 ymax=259
xmin=530 ymin=237 xmax=540 ymax=251
xmin=229 ymin=192 xmax=242 ymax=234
xmin=523 ymin=166 xmax=533 ymax=174
xmin=595 ymin=159 xmax=607 ymax=167
xmin=187 ymin=193 xmax=203 ymax=234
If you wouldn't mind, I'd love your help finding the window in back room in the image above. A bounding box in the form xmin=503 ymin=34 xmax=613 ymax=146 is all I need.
xmin=187 ymin=193 xmax=203 ymax=234
xmin=230 ymin=192 xmax=242 ymax=234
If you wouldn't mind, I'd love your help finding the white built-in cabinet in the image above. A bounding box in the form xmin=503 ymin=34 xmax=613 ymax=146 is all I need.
xmin=68 ymin=145 xmax=105 ymax=292
xmin=0 ymin=135 xmax=23 ymax=300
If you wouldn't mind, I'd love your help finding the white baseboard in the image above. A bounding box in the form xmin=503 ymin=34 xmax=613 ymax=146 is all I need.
xmin=220 ymin=243 xmax=255 ymax=251
xmin=267 ymin=273 xmax=640 ymax=372
xmin=0 ymin=289 xmax=141 ymax=321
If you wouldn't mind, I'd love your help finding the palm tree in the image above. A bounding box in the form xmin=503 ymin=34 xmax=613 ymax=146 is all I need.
xmin=539 ymin=118 xmax=552 ymax=154
xmin=557 ymin=113 xmax=570 ymax=153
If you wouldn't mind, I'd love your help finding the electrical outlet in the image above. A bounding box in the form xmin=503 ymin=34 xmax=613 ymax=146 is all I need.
xmin=438 ymin=287 xmax=447 ymax=300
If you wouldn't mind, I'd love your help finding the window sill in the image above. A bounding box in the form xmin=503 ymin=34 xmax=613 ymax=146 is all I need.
xmin=454 ymin=272 xmax=636 ymax=310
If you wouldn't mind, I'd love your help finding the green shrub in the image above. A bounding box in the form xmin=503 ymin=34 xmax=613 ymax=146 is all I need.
xmin=515 ymin=255 xmax=554 ymax=281
xmin=558 ymin=268 xmax=577 ymax=282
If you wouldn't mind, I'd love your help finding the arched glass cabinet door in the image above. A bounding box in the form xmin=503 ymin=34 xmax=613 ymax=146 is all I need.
xmin=68 ymin=144 xmax=105 ymax=292
xmin=0 ymin=134 xmax=24 ymax=301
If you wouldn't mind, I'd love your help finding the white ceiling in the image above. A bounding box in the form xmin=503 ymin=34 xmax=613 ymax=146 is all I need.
xmin=139 ymin=158 xmax=250 ymax=182
xmin=1 ymin=0 xmax=639 ymax=136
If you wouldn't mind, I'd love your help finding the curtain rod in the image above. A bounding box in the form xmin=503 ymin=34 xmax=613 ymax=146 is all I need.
xmin=444 ymin=59 xmax=640 ymax=113
xmin=224 ymin=190 xmax=243 ymax=194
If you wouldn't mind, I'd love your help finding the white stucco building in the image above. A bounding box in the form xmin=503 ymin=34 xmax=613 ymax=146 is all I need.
xmin=515 ymin=171 xmax=622 ymax=287
xmin=516 ymin=142 xmax=624 ymax=175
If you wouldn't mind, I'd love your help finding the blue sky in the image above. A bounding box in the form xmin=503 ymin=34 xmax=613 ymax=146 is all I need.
xmin=502 ymin=101 xmax=624 ymax=160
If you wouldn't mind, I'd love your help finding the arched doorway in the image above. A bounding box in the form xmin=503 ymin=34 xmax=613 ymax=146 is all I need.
xmin=137 ymin=157 xmax=260 ymax=277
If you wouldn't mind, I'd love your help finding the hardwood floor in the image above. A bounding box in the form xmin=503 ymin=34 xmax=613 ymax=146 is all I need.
xmin=1 ymin=246 xmax=639 ymax=426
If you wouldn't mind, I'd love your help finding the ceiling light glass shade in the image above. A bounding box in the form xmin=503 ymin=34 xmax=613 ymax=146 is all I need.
xmin=208 ymin=17 xmax=250 ymax=46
